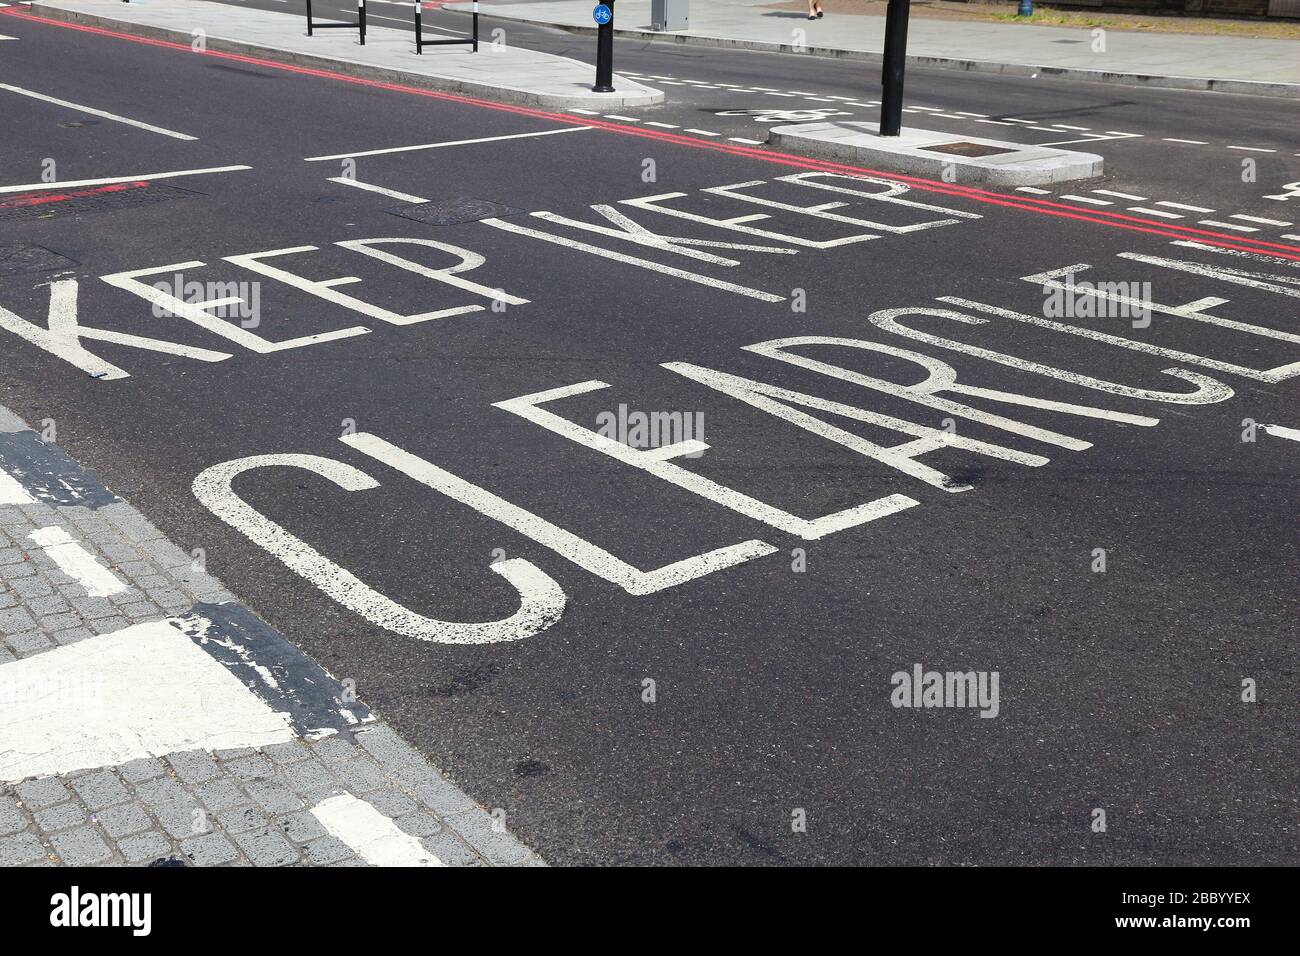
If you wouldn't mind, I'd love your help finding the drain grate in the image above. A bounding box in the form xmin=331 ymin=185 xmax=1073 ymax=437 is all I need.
xmin=0 ymin=243 xmax=78 ymax=277
xmin=920 ymin=141 xmax=1019 ymax=158
xmin=390 ymin=197 xmax=527 ymax=226
xmin=0 ymin=181 xmax=199 ymax=223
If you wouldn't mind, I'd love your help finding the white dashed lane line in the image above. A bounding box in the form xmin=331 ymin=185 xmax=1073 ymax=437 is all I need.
xmin=1157 ymin=201 xmax=1215 ymax=213
xmin=1231 ymin=214 xmax=1293 ymax=227
xmin=1128 ymin=207 xmax=1183 ymax=219
xmin=1199 ymin=219 xmax=1259 ymax=232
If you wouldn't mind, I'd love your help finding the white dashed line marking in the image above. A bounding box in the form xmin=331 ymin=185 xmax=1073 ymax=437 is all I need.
xmin=1093 ymin=190 xmax=1147 ymax=201
xmin=1227 ymin=146 xmax=1276 ymax=153
xmin=1163 ymin=138 xmax=1209 ymax=145
xmin=1230 ymin=214 xmax=1292 ymax=227
xmin=1052 ymin=124 xmax=1091 ymax=131
xmin=327 ymin=177 xmax=428 ymax=204
xmin=645 ymin=121 xmax=679 ymax=128
xmin=1015 ymin=187 xmax=1052 ymax=195
xmin=1127 ymin=206 xmax=1183 ymax=219
xmin=1061 ymin=195 xmax=1113 ymax=206
xmin=1156 ymin=201 xmax=1215 ymax=213
xmin=1198 ymin=219 xmax=1258 ymax=232
xmin=603 ymin=115 xmax=640 ymax=122
xmin=685 ymin=129 xmax=721 ymax=137
xmin=728 ymin=137 xmax=765 ymax=145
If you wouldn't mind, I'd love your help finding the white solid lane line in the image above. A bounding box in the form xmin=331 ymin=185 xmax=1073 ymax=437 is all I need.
xmin=0 ymin=619 xmax=296 ymax=782
xmin=0 ymin=469 xmax=35 ymax=505
xmin=1164 ymin=138 xmax=1208 ymax=145
xmin=28 ymin=526 xmax=127 ymax=597
xmin=0 ymin=165 xmax=251 ymax=194
xmin=327 ymin=176 xmax=428 ymax=203
xmin=305 ymin=126 xmax=592 ymax=162
xmin=0 ymin=83 xmax=198 ymax=140
xmin=310 ymin=794 xmax=443 ymax=866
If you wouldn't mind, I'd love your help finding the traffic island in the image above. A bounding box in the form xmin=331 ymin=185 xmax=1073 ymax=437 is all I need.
xmin=27 ymin=0 xmax=663 ymax=109
xmin=768 ymin=122 xmax=1103 ymax=186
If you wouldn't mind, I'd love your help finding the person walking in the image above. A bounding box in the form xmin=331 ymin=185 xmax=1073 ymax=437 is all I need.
xmin=806 ymin=0 xmax=824 ymax=19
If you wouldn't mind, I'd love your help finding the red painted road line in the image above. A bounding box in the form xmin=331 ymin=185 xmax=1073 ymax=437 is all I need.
xmin=6 ymin=7 xmax=1300 ymax=263
xmin=0 ymin=180 xmax=148 ymax=209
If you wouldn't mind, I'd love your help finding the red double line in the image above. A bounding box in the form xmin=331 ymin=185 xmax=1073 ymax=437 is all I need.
xmin=5 ymin=6 xmax=1299 ymax=262
xmin=0 ymin=180 xmax=148 ymax=208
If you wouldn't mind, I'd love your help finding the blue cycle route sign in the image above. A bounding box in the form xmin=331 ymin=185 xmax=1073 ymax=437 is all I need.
xmin=593 ymin=4 xmax=612 ymax=25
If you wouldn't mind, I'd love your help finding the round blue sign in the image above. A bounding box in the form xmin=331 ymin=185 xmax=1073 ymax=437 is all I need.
xmin=593 ymin=4 xmax=612 ymax=24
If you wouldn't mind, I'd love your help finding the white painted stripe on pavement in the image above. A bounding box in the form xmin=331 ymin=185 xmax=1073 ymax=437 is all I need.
xmin=1015 ymin=187 xmax=1051 ymax=195
xmin=1261 ymin=424 xmax=1300 ymax=442
xmin=1199 ymin=219 xmax=1258 ymax=232
xmin=0 ymin=83 xmax=198 ymax=140
xmin=1061 ymin=195 xmax=1112 ymax=206
xmin=1163 ymin=138 xmax=1207 ymax=145
xmin=310 ymin=793 xmax=443 ymax=866
xmin=305 ymin=126 xmax=592 ymax=162
xmin=0 ymin=165 xmax=251 ymax=195
xmin=1127 ymin=206 xmax=1182 ymax=219
xmin=1156 ymin=201 xmax=1214 ymax=213
xmin=1231 ymin=214 xmax=1292 ymax=227
xmin=327 ymin=176 xmax=428 ymax=204
xmin=28 ymin=526 xmax=127 ymax=597
xmin=0 ymin=469 xmax=35 ymax=505
xmin=0 ymin=619 xmax=296 ymax=782
xmin=1093 ymin=190 xmax=1146 ymax=201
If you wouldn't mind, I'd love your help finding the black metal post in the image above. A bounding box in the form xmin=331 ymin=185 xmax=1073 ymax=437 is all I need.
xmin=359 ymin=0 xmax=366 ymax=45
xmin=472 ymin=1 xmax=479 ymax=53
xmin=879 ymin=0 xmax=910 ymax=137
xmin=306 ymin=0 xmax=313 ymax=36
xmin=593 ymin=2 xmax=614 ymax=93
xmin=415 ymin=0 xmax=422 ymax=53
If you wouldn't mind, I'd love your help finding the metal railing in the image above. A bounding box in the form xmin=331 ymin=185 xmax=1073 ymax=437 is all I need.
xmin=416 ymin=1 xmax=478 ymax=55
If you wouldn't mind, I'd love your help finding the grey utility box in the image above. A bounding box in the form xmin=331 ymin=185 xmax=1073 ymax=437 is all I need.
xmin=650 ymin=0 xmax=689 ymax=31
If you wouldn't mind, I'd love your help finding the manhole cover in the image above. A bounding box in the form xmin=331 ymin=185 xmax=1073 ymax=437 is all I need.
xmin=0 ymin=181 xmax=199 ymax=223
xmin=391 ymin=197 xmax=527 ymax=226
xmin=0 ymin=243 xmax=78 ymax=277
xmin=920 ymin=141 xmax=1019 ymax=157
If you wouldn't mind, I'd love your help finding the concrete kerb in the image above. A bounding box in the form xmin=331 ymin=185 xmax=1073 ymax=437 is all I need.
xmin=27 ymin=2 xmax=664 ymax=109
xmin=438 ymin=4 xmax=1300 ymax=100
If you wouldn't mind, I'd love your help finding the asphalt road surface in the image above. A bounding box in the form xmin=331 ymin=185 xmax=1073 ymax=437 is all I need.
xmin=0 ymin=5 xmax=1296 ymax=865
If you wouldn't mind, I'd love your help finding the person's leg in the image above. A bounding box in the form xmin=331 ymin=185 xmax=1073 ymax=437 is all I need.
xmin=806 ymin=0 xmax=818 ymax=17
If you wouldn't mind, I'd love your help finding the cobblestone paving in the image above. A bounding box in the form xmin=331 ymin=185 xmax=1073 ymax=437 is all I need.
xmin=0 ymin=406 xmax=543 ymax=866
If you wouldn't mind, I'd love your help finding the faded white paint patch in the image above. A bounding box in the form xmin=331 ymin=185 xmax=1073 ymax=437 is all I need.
xmin=0 ymin=468 xmax=35 ymax=505
xmin=27 ymin=526 xmax=126 ymax=597
xmin=310 ymin=793 xmax=443 ymax=867
xmin=0 ymin=619 xmax=296 ymax=782
xmin=1261 ymin=423 xmax=1300 ymax=443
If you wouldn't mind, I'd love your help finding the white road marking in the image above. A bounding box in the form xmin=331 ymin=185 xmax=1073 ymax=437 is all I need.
xmin=304 ymin=126 xmax=592 ymax=162
xmin=1128 ymin=206 xmax=1182 ymax=219
xmin=1052 ymin=124 xmax=1091 ymax=131
xmin=193 ymin=454 xmax=566 ymax=644
xmin=1199 ymin=219 xmax=1258 ymax=232
xmin=685 ymin=129 xmax=720 ymax=137
xmin=1061 ymin=195 xmax=1112 ymax=206
xmin=310 ymin=793 xmax=442 ymax=866
xmin=1227 ymin=145 xmax=1276 ymax=153
xmin=568 ymin=108 xmax=599 ymax=115
xmin=343 ymin=433 xmax=775 ymax=595
xmin=0 ymin=34 xmax=14 ymax=40
xmin=1163 ymin=138 xmax=1208 ymax=145
xmin=0 ymin=468 xmax=36 ymax=504
xmin=1261 ymin=423 xmax=1300 ymax=442
xmin=0 ymin=619 xmax=296 ymax=782
xmin=327 ymin=176 xmax=428 ymax=203
xmin=1015 ymin=187 xmax=1052 ymax=195
xmin=976 ymin=119 xmax=1015 ymax=126
xmin=728 ymin=137 xmax=765 ymax=145
xmin=603 ymin=114 xmax=639 ymax=122
xmin=956 ymin=112 xmax=989 ymax=118
xmin=0 ymin=83 xmax=198 ymax=140
xmin=645 ymin=121 xmax=679 ymax=128
xmin=1093 ymin=190 xmax=1146 ymax=201
xmin=1231 ymin=214 xmax=1292 ymax=227
xmin=1282 ymin=234 xmax=1300 ymax=241
xmin=0 ymin=165 xmax=250 ymax=195
xmin=27 ymin=526 xmax=127 ymax=597
xmin=1156 ymin=201 xmax=1214 ymax=213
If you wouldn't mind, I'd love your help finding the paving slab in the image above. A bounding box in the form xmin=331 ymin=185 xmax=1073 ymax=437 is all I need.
xmin=446 ymin=0 xmax=1300 ymax=97
xmin=30 ymin=0 xmax=662 ymax=108
xmin=768 ymin=121 xmax=1104 ymax=185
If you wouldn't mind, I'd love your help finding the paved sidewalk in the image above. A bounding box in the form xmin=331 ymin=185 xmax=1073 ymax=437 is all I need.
xmin=0 ymin=406 xmax=542 ymax=866
xmin=29 ymin=0 xmax=661 ymax=108
xmin=447 ymin=0 xmax=1300 ymax=97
